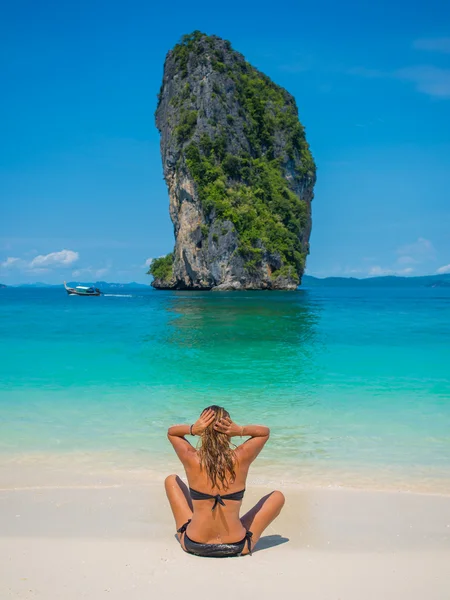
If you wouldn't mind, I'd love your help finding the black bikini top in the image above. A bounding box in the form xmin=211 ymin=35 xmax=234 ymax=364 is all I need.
xmin=189 ymin=487 xmax=246 ymax=510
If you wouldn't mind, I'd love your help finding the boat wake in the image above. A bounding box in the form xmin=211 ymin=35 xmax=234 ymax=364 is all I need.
xmin=103 ymin=294 xmax=133 ymax=298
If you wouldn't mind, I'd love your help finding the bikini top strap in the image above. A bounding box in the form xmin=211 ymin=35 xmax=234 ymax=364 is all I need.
xmin=221 ymin=489 xmax=246 ymax=501
xmin=189 ymin=488 xmax=225 ymax=510
xmin=189 ymin=488 xmax=245 ymax=510
xmin=189 ymin=488 xmax=211 ymax=501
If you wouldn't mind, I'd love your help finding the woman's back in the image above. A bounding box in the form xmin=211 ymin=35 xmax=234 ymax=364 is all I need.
xmin=182 ymin=445 xmax=250 ymax=543
xmin=165 ymin=405 xmax=285 ymax=556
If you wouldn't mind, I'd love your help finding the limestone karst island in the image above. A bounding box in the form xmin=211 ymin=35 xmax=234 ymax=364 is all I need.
xmin=149 ymin=31 xmax=316 ymax=290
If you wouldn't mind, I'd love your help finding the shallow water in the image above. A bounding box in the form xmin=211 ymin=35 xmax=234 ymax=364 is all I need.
xmin=1 ymin=286 xmax=449 ymax=490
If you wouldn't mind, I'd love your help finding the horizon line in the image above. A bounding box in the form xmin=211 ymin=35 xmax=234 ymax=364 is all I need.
xmin=2 ymin=272 xmax=449 ymax=287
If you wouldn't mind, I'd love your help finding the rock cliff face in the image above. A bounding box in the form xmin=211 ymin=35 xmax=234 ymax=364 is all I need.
xmin=151 ymin=31 xmax=316 ymax=290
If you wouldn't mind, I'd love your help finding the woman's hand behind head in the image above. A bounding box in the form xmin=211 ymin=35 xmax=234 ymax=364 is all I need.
xmin=192 ymin=408 xmax=216 ymax=436
xmin=214 ymin=416 xmax=242 ymax=438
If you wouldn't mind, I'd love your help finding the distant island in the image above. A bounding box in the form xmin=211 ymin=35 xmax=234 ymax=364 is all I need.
xmin=6 ymin=275 xmax=450 ymax=289
xmin=302 ymin=274 xmax=450 ymax=288
xmin=13 ymin=282 xmax=149 ymax=290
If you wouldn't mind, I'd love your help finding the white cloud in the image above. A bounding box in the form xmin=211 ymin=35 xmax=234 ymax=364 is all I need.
xmin=397 ymin=238 xmax=435 ymax=263
xmin=413 ymin=38 xmax=450 ymax=54
xmin=368 ymin=266 xmax=413 ymax=277
xmin=29 ymin=249 xmax=79 ymax=269
xmin=348 ymin=61 xmax=450 ymax=99
xmin=341 ymin=267 xmax=366 ymax=276
xmin=72 ymin=265 xmax=110 ymax=279
xmin=1 ymin=250 xmax=80 ymax=278
xmin=365 ymin=238 xmax=435 ymax=277
xmin=1 ymin=257 xmax=21 ymax=268
xmin=395 ymin=65 xmax=450 ymax=99
xmin=368 ymin=266 xmax=391 ymax=276
xmin=397 ymin=255 xmax=417 ymax=265
xmin=315 ymin=237 xmax=438 ymax=279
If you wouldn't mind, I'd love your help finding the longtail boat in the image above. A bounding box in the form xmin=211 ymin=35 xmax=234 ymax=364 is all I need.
xmin=64 ymin=282 xmax=102 ymax=296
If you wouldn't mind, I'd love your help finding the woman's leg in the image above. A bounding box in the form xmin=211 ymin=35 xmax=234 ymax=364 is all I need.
xmin=164 ymin=474 xmax=193 ymax=539
xmin=240 ymin=490 xmax=285 ymax=554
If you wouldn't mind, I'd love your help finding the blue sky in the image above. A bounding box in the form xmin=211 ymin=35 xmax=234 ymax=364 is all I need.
xmin=1 ymin=0 xmax=449 ymax=283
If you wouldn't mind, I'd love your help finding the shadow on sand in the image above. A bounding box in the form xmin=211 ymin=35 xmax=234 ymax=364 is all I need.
xmin=254 ymin=534 xmax=290 ymax=552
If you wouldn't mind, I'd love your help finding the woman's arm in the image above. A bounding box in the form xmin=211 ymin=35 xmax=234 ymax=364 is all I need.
xmin=167 ymin=424 xmax=191 ymax=438
xmin=241 ymin=425 xmax=270 ymax=438
xmin=167 ymin=409 xmax=216 ymax=462
xmin=214 ymin=418 xmax=270 ymax=464
xmin=214 ymin=418 xmax=270 ymax=439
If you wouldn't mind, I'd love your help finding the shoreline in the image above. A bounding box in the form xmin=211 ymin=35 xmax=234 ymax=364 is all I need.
xmin=2 ymin=451 xmax=450 ymax=496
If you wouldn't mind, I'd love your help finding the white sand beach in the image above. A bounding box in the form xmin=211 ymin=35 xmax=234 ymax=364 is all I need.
xmin=1 ymin=463 xmax=449 ymax=600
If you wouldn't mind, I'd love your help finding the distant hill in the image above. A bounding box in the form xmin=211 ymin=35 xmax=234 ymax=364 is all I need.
xmin=67 ymin=281 xmax=150 ymax=290
xmin=15 ymin=282 xmax=55 ymax=288
xmin=302 ymin=274 xmax=450 ymax=287
xmin=11 ymin=275 xmax=450 ymax=289
xmin=16 ymin=282 xmax=150 ymax=290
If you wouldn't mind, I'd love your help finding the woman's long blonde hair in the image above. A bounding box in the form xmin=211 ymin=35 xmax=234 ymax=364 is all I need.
xmin=198 ymin=405 xmax=236 ymax=489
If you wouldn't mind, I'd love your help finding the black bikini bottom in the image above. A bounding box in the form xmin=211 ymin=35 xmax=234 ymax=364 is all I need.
xmin=177 ymin=520 xmax=253 ymax=558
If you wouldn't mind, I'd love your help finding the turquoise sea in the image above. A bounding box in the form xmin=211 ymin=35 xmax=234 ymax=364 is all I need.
xmin=1 ymin=286 xmax=449 ymax=491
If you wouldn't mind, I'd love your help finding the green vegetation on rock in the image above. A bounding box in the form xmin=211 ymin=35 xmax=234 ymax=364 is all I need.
xmin=185 ymin=143 xmax=308 ymax=274
xmin=171 ymin=31 xmax=206 ymax=77
xmin=147 ymin=254 xmax=174 ymax=282
xmin=175 ymin=110 xmax=198 ymax=143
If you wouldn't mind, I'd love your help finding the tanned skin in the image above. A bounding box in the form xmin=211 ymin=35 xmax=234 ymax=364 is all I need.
xmin=165 ymin=408 xmax=285 ymax=555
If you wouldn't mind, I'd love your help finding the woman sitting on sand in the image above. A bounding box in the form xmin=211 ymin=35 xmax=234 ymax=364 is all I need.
xmin=165 ymin=405 xmax=285 ymax=557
